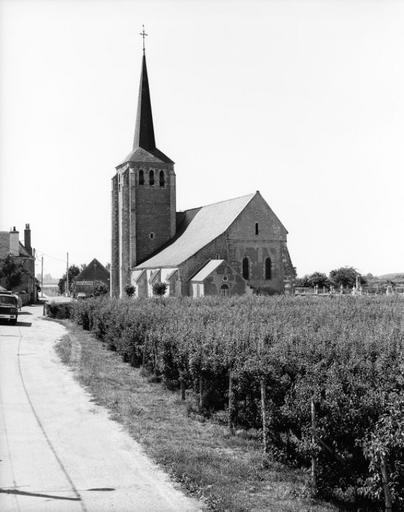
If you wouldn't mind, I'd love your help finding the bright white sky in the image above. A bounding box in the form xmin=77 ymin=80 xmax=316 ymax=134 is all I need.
xmin=1 ymin=0 xmax=404 ymax=279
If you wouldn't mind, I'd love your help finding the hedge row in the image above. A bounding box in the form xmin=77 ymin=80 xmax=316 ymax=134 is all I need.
xmin=51 ymin=295 xmax=404 ymax=510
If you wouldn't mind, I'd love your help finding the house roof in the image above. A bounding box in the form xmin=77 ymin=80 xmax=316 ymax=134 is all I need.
xmin=75 ymin=259 xmax=110 ymax=283
xmin=19 ymin=242 xmax=31 ymax=257
xmin=190 ymin=260 xmax=224 ymax=282
xmin=136 ymin=193 xmax=255 ymax=269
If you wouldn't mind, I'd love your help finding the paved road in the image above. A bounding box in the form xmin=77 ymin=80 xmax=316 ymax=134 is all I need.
xmin=0 ymin=305 xmax=201 ymax=512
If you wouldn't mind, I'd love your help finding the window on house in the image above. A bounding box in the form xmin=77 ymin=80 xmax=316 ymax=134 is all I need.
xmin=149 ymin=232 xmax=155 ymax=240
xmin=159 ymin=170 xmax=165 ymax=187
xmin=255 ymin=223 xmax=259 ymax=235
xmin=149 ymin=170 xmax=155 ymax=186
xmin=265 ymin=257 xmax=272 ymax=280
xmin=220 ymin=284 xmax=229 ymax=297
xmin=139 ymin=170 xmax=144 ymax=185
xmin=242 ymin=257 xmax=249 ymax=280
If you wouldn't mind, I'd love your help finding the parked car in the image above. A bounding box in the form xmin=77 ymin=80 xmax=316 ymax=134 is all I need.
xmin=0 ymin=293 xmax=19 ymax=325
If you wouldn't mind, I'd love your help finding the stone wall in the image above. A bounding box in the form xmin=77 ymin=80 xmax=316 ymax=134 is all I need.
xmin=110 ymin=175 xmax=119 ymax=297
xmin=132 ymin=162 xmax=176 ymax=264
xmin=226 ymin=192 xmax=289 ymax=294
xmin=199 ymin=261 xmax=246 ymax=297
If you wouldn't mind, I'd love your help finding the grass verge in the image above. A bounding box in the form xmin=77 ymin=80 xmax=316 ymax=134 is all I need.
xmin=55 ymin=321 xmax=339 ymax=512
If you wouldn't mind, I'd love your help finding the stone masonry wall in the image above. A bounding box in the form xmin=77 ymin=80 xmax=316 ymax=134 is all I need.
xmin=131 ymin=162 xmax=175 ymax=265
xmin=110 ymin=175 xmax=119 ymax=297
xmin=226 ymin=193 xmax=289 ymax=294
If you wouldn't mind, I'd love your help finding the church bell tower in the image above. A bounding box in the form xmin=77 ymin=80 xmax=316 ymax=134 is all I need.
xmin=111 ymin=35 xmax=176 ymax=297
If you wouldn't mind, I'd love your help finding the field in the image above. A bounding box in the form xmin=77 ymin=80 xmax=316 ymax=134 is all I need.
xmin=50 ymin=295 xmax=404 ymax=511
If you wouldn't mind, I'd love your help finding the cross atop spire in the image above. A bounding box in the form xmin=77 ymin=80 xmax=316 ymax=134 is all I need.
xmin=140 ymin=25 xmax=148 ymax=54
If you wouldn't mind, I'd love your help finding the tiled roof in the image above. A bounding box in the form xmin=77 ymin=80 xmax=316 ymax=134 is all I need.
xmin=190 ymin=260 xmax=224 ymax=282
xmin=136 ymin=193 xmax=255 ymax=269
xmin=18 ymin=242 xmax=31 ymax=257
xmin=75 ymin=259 xmax=110 ymax=282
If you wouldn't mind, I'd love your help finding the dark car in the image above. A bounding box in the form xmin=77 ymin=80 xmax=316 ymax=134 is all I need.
xmin=0 ymin=293 xmax=19 ymax=325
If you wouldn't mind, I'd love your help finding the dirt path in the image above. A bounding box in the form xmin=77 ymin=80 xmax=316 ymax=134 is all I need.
xmin=0 ymin=305 xmax=202 ymax=512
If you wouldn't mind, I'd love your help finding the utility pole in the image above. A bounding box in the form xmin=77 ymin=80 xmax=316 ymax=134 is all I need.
xmin=41 ymin=256 xmax=44 ymax=298
xmin=66 ymin=252 xmax=69 ymax=296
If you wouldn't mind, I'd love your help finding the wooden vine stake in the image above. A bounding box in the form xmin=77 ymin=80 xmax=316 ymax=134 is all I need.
xmin=142 ymin=334 xmax=148 ymax=368
xmin=311 ymin=398 xmax=317 ymax=496
xmin=199 ymin=374 xmax=204 ymax=410
xmin=228 ymin=369 xmax=234 ymax=434
xmin=380 ymin=455 xmax=392 ymax=512
xmin=260 ymin=376 xmax=268 ymax=453
xmin=179 ymin=370 xmax=186 ymax=401
xmin=257 ymin=324 xmax=268 ymax=454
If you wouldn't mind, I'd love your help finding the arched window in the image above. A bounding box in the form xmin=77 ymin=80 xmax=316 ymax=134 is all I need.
xmin=242 ymin=257 xmax=249 ymax=280
xmin=220 ymin=284 xmax=229 ymax=297
xmin=255 ymin=223 xmax=259 ymax=235
xmin=149 ymin=170 xmax=154 ymax=186
xmin=159 ymin=170 xmax=165 ymax=187
xmin=139 ymin=169 xmax=144 ymax=185
xmin=265 ymin=257 xmax=272 ymax=280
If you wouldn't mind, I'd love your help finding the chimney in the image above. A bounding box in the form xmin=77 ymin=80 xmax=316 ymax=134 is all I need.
xmin=24 ymin=223 xmax=32 ymax=255
xmin=9 ymin=227 xmax=19 ymax=256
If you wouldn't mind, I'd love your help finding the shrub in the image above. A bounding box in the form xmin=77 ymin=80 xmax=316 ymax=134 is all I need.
xmin=124 ymin=284 xmax=135 ymax=297
xmin=46 ymin=301 xmax=73 ymax=319
xmin=152 ymin=282 xmax=167 ymax=296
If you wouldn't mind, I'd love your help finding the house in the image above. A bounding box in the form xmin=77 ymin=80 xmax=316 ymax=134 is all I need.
xmin=73 ymin=258 xmax=110 ymax=297
xmin=111 ymin=49 xmax=295 ymax=298
xmin=0 ymin=224 xmax=37 ymax=303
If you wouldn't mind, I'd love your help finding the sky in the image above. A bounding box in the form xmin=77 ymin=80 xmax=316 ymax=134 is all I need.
xmin=1 ymin=0 xmax=404 ymax=280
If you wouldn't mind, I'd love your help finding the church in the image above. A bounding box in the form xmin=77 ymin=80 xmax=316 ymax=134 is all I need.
xmin=111 ymin=47 xmax=295 ymax=298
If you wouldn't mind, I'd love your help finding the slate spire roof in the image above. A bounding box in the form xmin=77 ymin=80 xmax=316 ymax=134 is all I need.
xmin=133 ymin=54 xmax=155 ymax=152
xmin=120 ymin=53 xmax=173 ymax=165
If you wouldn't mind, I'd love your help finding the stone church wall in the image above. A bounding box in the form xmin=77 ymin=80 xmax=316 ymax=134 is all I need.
xmin=132 ymin=162 xmax=175 ymax=264
xmin=203 ymin=262 xmax=246 ymax=297
xmin=226 ymin=192 xmax=288 ymax=294
xmin=111 ymin=175 xmax=120 ymax=297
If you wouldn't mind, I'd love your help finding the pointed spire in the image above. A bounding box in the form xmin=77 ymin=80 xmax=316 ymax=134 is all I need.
xmin=133 ymin=53 xmax=156 ymax=151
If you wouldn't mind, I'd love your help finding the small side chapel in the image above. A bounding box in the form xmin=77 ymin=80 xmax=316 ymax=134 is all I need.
xmin=111 ymin=40 xmax=295 ymax=298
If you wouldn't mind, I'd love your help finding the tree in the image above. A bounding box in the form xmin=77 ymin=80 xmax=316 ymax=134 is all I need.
xmin=329 ymin=267 xmax=366 ymax=288
xmin=0 ymin=255 xmax=28 ymax=290
xmin=58 ymin=265 xmax=81 ymax=294
xmin=295 ymin=275 xmax=311 ymax=287
xmin=153 ymin=282 xmax=167 ymax=296
xmin=307 ymin=272 xmax=330 ymax=289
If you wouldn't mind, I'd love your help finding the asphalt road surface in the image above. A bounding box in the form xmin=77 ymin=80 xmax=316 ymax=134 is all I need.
xmin=0 ymin=305 xmax=201 ymax=512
